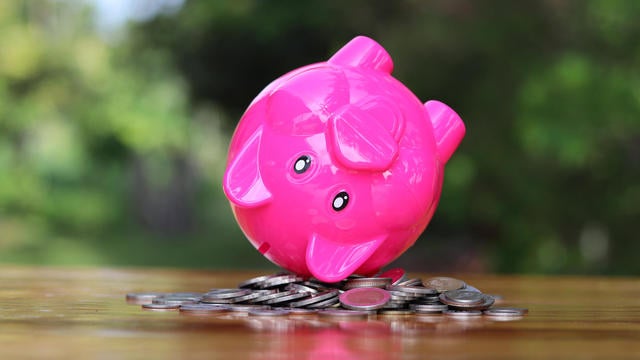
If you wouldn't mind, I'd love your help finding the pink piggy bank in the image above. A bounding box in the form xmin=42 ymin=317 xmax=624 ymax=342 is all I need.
xmin=223 ymin=36 xmax=465 ymax=282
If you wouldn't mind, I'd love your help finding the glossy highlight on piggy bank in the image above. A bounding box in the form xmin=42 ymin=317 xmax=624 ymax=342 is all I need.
xmin=223 ymin=36 xmax=465 ymax=282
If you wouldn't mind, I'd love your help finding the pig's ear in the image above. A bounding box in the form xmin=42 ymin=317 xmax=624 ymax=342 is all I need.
xmin=223 ymin=127 xmax=272 ymax=207
xmin=425 ymin=100 xmax=465 ymax=164
xmin=328 ymin=105 xmax=398 ymax=171
xmin=328 ymin=36 xmax=393 ymax=74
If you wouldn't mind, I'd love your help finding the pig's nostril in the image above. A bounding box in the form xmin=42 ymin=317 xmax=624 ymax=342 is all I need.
xmin=332 ymin=191 xmax=349 ymax=211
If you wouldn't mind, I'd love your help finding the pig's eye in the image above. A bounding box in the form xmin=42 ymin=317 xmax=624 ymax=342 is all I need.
xmin=293 ymin=155 xmax=311 ymax=174
xmin=332 ymin=191 xmax=349 ymax=211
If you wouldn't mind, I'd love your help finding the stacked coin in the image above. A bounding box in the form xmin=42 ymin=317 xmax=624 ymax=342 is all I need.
xmin=127 ymin=271 xmax=528 ymax=318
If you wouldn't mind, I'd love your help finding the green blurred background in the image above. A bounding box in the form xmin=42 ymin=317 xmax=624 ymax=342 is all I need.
xmin=0 ymin=0 xmax=638 ymax=275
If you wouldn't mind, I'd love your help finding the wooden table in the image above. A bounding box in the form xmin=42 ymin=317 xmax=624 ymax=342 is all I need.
xmin=0 ymin=266 xmax=638 ymax=359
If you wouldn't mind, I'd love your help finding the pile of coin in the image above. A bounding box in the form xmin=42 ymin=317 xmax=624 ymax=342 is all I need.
xmin=127 ymin=271 xmax=528 ymax=319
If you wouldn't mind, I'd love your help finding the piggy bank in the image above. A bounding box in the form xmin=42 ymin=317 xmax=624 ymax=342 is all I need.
xmin=223 ymin=36 xmax=465 ymax=282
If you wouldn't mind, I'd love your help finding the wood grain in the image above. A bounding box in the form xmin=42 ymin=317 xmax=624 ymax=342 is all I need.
xmin=0 ymin=266 xmax=638 ymax=359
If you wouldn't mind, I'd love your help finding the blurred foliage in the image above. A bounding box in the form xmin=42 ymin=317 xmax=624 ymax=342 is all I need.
xmin=0 ymin=0 xmax=638 ymax=274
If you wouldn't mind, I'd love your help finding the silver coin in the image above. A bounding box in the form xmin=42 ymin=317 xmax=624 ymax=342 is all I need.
xmin=342 ymin=277 xmax=392 ymax=290
xmin=318 ymin=309 xmax=371 ymax=318
xmin=152 ymin=298 xmax=198 ymax=306
xmin=388 ymin=285 xmax=437 ymax=296
xmin=305 ymin=296 xmax=341 ymax=309
xmin=420 ymin=294 xmax=443 ymax=301
xmin=238 ymin=274 xmax=274 ymax=289
xmin=227 ymin=304 xmax=271 ymax=312
xmin=179 ymin=304 xmax=231 ymax=314
xmin=142 ymin=303 xmax=179 ymax=311
xmin=473 ymin=295 xmax=496 ymax=310
xmin=339 ymin=287 xmax=391 ymax=311
xmin=126 ymin=292 xmax=165 ymax=304
xmin=396 ymin=278 xmax=423 ymax=287
xmin=483 ymin=307 xmax=528 ymax=317
xmin=204 ymin=288 xmax=252 ymax=299
xmin=155 ymin=293 xmax=201 ymax=300
xmin=387 ymin=290 xmax=419 ymax=301
xmin=247 ymin=290 xmax=283 ymax=304
xmin=381 ymin=301 xmax=409 ymax=310
xmin=248 ymin=308 xmax=291 ymax=317
xmin=443 ymin=309 xmax=483 ymax=317
xmin=289 ymin=289 xmax=339 ymax=308
xmin=259 ymin=274 xmax=304 ymax=289
xmin=464 ymin=284 xmax=482 ymax=293
xmin=447 ymin=294 xmax=495 ymax=311
xmin=440 ymin=290 xmax=485 ymax=305
xmin=163 ymin=295 xmax=202 ymax=302
xmin=410 ymin=303 xmax=448 ymax=313
xmin=300 ymin=281 xmax=331 ymax=291
xmin=412 ymin=298 xmax=445 ymax=305
xmin=200 ymin=297 xmax=235 ymax=304
xmin=388 ymin=297 xmax=413 ymax=304
xmin=283 ymin=308 xmax=318 ymax=315
xmin=250 ymin=290 xmax=296 ymax=304
xmin=285 ymin=283 xmax=318 ymax=294
xmin=264 ymin=290 xmax=310 ymax=305
xmin=485 ymin=315 xmax=524 ymax=322
xmin=229 ymin=289 xmax=274 ymax=303
xmin=423 ymin=277 xmax=466 ymax=293
xmin=386 ymin=289 xmax=417 ymax=297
